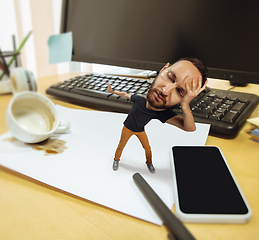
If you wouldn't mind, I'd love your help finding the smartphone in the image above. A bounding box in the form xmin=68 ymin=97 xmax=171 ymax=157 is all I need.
xmin=170 ymin=146 xmax=252 ymax=223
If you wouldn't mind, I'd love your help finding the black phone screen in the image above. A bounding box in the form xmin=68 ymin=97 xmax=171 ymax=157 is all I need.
xmin=172 ymin=146 xmax=249 ymax=215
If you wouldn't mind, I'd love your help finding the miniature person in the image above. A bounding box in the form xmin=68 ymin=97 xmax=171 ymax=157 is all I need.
xmin=107 ymin=58 xmax=208 ymax=173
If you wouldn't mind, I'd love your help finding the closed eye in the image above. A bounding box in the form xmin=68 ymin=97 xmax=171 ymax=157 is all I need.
xmin=168 ymin=71 xmax=176 ymax=83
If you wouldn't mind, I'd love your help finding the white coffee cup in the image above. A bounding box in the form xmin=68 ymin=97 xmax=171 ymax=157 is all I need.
xmin=6 ymin=91 xmax=71 ymax=143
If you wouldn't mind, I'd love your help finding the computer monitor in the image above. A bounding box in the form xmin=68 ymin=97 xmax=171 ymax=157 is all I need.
xmin=61 ymin=0 xmax=259 ymax=86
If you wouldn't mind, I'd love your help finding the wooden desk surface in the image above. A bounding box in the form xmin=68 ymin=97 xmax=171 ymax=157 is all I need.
xmin=0 ymin=73 xmax=259 ymax=240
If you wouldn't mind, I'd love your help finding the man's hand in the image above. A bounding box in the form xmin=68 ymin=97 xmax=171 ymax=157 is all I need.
xmin=106 ymin=82 xmax=131 ymax=99
xmin=181 ymin=76 xmax=207 ymax=108
xmin=107 ymin=83 xmax=113 ymax=93
xmin=166 ymin=77 xmax=207 ymax=132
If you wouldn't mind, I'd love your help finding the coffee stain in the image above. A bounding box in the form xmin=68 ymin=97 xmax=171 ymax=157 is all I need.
xmin=27 ymin=138 xmax=68 ymax=156
xmin=2 ymin=136 xmax=67 ymax=156
xmin=2 ymin=136 xmax=18 ymax=143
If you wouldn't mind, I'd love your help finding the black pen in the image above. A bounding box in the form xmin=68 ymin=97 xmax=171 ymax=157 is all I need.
xmin=133 ymin=173 xmax=196 ymax=240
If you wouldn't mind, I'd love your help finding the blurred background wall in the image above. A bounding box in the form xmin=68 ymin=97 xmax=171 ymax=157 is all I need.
xmin=0 ymin=0 xmax=92 ymax=79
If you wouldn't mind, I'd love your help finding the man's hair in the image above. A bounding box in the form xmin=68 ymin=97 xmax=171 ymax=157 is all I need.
xmin=176 ymin=57 xmax=208 ymax=87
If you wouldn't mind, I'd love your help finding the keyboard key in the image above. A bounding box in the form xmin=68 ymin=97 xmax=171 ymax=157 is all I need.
xmin=231 ymin=102 xmax=246 ymax=113
xmin=114 ymin=86 xmax=123 ymax=91
xmin=217 ymin=107 xmax=228 ymax=115
xmin=216 ymin=93 xmax=228 ymax=99
xmin=63 ymin=86 xmax=73 ymax=91
xmin=190 ymin=99 xmax=199 ymax=108
xmin=210 ymin=112 xmax=224 ymax=120
xmin=205 ymin=105 xmax=216 ymax=113
xmin=203 ymin=87 xmax=210 ymax=93
xmin=71 ymin=88 xmax=112 ymax=99
xmin=221 ymin=110 xmax=240 ymax=123
xmin=192 ymin=108 xmax=213 ymax=118
xmin=198 ymin=102 xmax=207 ymax=108
xmin=208 ymin=93 xmax=217 ymax=98
xmin=193 ymin=95 xmax=201 ymax=102
xmin=221 ymin=103 xmax=232 ymax=110
xmin=198 ymin=92 xmax=205 ymax=98
xmin=57 ymin=84 xmax=66 ymax=89
xmin=227 ymin=96 xmax=238 ymax=102
xmin=142 ymin=83 xmax=150 ymax=87
xmin=208 ymin=102 xmax=221 ymax=109
xmin=238 ymin=98 xmax=249 ymax=103
xmin=121 ymin=87 xmax=131 ymax=91
xmin=203 ymin=96 xmax=214 ymax=102
xmin=225 ymin=100 xmax=235 ymax=106
xmin=99 ymin=87 xmax=107 ymax=91
xmin=214 ymin=98 xmax=225 ymax=104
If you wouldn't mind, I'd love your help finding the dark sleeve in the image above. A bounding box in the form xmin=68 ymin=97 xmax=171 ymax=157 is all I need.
xmin=130 ymin=95 xmax=136 ymax=103
xmin=159 ymin=109 xmax=178 ymax=123
xmin=130 ymin=95 xmax=141 ymax=103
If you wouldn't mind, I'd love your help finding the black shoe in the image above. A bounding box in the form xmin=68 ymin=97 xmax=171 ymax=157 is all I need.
xmin=147 ymin=163 xmax=155 ymax=174
xmin=113 ymin=160 xmax=119 ymax=171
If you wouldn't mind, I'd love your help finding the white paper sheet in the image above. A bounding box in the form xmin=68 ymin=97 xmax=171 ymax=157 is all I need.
xmin=0 ymin=105 xmax=210 ymax=225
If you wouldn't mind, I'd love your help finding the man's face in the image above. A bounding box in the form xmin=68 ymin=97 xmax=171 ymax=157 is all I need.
xmin=146 ymin=60 xmax=201 ymax=110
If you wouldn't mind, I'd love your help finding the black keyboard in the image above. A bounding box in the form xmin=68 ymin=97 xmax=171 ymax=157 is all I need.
xmin=46 ymin=73 xmax=259 ymax=135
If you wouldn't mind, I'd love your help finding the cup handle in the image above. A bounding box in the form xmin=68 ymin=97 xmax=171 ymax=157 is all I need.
xmin=54 ymin=120 xmax=71 ymax=134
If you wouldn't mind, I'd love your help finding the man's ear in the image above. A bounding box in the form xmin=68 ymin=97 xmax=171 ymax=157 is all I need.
xmin=160 ymin=62 xmax=170 ymax=72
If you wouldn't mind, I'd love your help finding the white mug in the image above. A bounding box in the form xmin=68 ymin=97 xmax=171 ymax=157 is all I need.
xmin=0 ymin=67 xmax=37 ymax=95
xmin=6 ymin=91 xmax=71 ymax=143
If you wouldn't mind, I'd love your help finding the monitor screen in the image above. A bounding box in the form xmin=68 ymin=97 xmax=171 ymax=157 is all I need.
xmin=61 ymin=0 xmax=259 ymax=85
